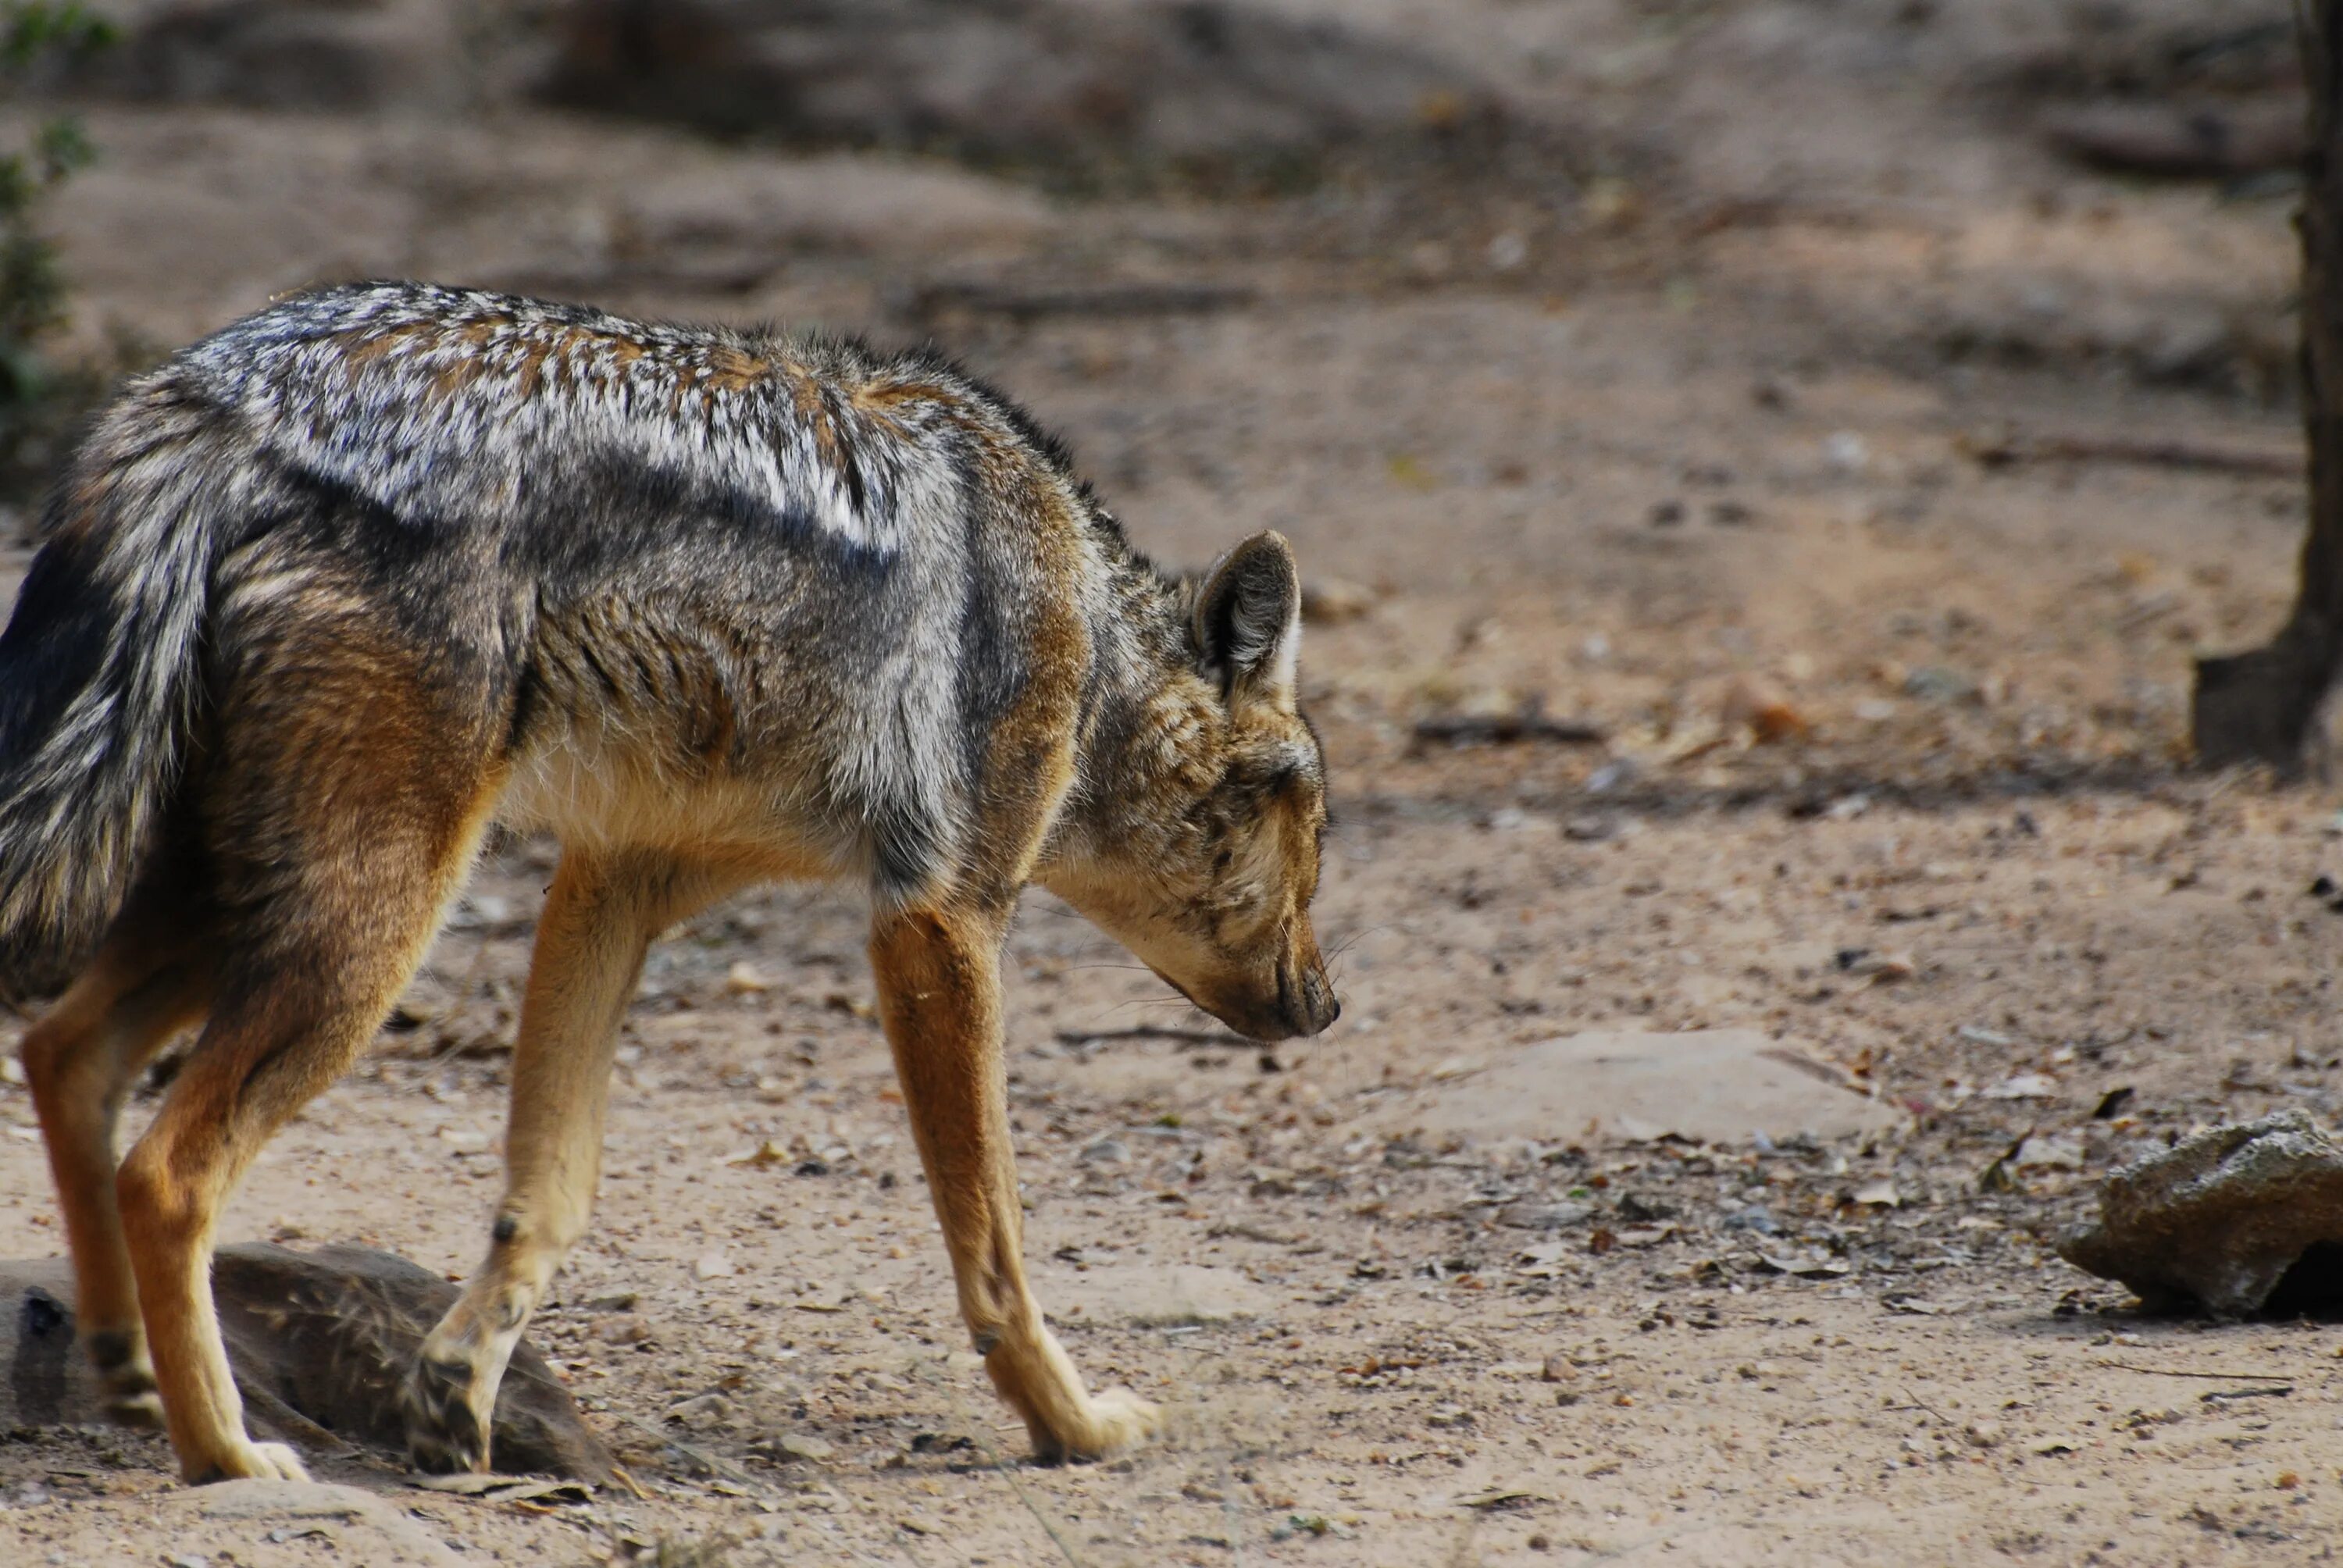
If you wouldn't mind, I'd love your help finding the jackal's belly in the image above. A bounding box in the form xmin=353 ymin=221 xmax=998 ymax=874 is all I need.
xmin=495 ymin=722 xmax=854 ymax=881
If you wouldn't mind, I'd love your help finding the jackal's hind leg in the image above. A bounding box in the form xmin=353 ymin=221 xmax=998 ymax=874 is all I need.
xmin=405 ymin=850 xmax=729 ymax=1474
xmin=115 ymin=655 xmax=502 ymax=1484
xmin=872 ymin=907 xmax=1163 ymax=1463
xmin=20 ymin=884 xmax=211 ymax=1428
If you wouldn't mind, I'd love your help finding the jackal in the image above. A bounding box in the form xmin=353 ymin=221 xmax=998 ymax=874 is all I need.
xmin=0 ymin=282 xmax=1338 ymax=1484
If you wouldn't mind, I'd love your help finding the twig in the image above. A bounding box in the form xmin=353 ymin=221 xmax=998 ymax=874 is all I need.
xmin=606 ymin=1409 xmax=768 ymax=1496
xmin=974 ymin=1436 xmax=1088 ymax=1567
xmin=2092 ymin=1360 xmax=2295 ymax=1385
xmin=1410 ymin=698 xmax=1607 ymax=750
xmin=930 ymin=1353 xmax=1088 ymax=1568
xmin=1054 ymin=1025 xmax=1245 ymax=1048
xmin=1895 ymin=1387 xmax=1950 ymax=1425
xmin=1962 ymin=429 xmax=2300 ymax=479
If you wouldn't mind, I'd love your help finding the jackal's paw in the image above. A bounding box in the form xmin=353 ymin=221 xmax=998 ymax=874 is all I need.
xmin=401 ymin=1352 xmax=490 ymax=1475
xmin=187 ymin=1440 xmax=309 ymax=1484
xmin=1043 ymin=1387 xmax=1163 ymax=1463
xmin=98 ymin=1366 xmax=164 ymax=1429
xmin=87 ymin=1333 xmax=162 ymax=1428
xmin=102 ymin=1386 xmax=165 ymax=1430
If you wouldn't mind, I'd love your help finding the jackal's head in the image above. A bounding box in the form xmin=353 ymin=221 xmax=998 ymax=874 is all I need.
xmin=1049 ymin=532 xmax=1339 ymax=1043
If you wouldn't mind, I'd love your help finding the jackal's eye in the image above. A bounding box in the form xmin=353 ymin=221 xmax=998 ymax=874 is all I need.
xmin=1212 ymin=849 xmax=1233 ymax=876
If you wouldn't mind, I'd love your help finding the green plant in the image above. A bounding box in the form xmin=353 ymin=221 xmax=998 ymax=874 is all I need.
xmin=0 ymin=2 xmax=114 ymax=494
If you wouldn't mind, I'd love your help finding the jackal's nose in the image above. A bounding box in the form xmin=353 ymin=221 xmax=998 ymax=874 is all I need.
xmin=1295 ymin=968 xmax=1340 ymax=1036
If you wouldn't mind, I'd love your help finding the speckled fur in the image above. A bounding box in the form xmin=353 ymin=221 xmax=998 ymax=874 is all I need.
xmin=0 ymin=282 xmax=1336 ymax=1484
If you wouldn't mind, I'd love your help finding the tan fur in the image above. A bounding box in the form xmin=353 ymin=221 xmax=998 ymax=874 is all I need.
xmin=407 ymin=850 xmax=744 ymax=1464
xmin=7 ymin=284 xmax=1336 ymax=1484
xmin=872 ymin=906 xmax=1160 ymax=1458
xmin=20 ymin=882 xmax=212 ymax=1428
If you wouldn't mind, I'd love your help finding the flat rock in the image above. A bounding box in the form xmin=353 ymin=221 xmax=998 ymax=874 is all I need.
xmin=2059 ymin=1110 xmax=2343 ymax=1317
xmin=1043 ymin=1263 xmax=1277 ymax=1327
xmin=0 ymin=1242 xmax=612 ymax=1479
xmin=165 ymin=1479 xmax=459 ymax=1566
xmin=1396 ymin=1028 xmax=1901 ymax=1146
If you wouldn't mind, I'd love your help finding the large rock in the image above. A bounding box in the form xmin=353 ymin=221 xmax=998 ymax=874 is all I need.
xmin=1396 ymin=1028 xmax=1903 ymax=1148
xmin=2059 ymin=1110 xmax=2343 ymax=1317
xmin=1 ymin=1242 xmax=612 ymax=1479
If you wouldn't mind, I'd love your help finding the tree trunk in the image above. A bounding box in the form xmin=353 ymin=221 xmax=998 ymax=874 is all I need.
xmin=2191 ymin=3 xmax=2343 ymax=769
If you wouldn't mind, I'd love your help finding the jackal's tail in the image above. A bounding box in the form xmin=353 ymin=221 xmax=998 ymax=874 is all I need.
xmin=0 ymin=421 xmax=219 ymax=999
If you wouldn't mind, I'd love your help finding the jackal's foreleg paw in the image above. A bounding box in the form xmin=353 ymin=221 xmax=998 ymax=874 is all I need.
xmin=401 ymin=1350 xmax=490 ymax=1475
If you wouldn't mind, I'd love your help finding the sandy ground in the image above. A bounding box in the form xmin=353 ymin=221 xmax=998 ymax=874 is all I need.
xmin=5 ymin=2 xmax=2343 ymax=1563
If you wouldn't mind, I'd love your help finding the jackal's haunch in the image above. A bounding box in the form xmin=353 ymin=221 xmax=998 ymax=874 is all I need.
xmin=0 ymin=282 xmax=1338 ymax=1484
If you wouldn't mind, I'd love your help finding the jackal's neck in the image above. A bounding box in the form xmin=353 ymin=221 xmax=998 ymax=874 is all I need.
xmin=1045 ymin=558 xmax=1218 ymax=875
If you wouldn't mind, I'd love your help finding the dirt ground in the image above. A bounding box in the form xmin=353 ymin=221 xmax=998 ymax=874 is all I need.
xmin=5 ymin=2 xmax=2343 ymax=1563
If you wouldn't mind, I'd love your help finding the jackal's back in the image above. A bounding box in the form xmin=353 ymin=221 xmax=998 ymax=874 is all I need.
xmin=2 ymin=283 xmax=1149 ymax=939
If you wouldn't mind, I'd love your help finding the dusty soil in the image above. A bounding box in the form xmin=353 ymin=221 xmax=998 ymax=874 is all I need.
xmin=5 ymin=2 xmax=2343 ymax=1563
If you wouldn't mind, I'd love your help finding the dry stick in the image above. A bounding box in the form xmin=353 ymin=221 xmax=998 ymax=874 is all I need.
xmin=1054 ymin=1025 xmax=1245 ymax=1048
xmin=2092 ymin=1361 xmax=2295 ymax=1384
xmin=1963 ymin=430 xmax=2302 ymax=479
xmin=974 ymin=1438 xmax=1089 ymax=1568
xmin=1410 ymin=701 xmax=1607 ymax=748
xmin=929 ymin=1355 xmax=1089 ymax=1568
xmin=604 ymin=1409 xmax=770 ymax=1499
xmin=1896 ymin=1387 xmax=1951 ymax=1425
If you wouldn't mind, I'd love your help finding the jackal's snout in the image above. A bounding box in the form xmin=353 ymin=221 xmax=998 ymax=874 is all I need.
xmin=1292 ymin=960 xmax=1341 ymax=1036
xmin=1207 ymin=932 xmax=1339 ymax=1043
xmin=1271 ymin=943 xmax=1340 ymax=1039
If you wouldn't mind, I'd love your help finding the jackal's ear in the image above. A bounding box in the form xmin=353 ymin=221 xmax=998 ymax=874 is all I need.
xmin=1193 ymin=531 xmax=1300 ymax=706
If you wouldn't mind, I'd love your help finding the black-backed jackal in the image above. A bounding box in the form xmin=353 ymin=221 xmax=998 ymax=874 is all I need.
xmin=0 ymin=283 xmax=1337 ymax=1484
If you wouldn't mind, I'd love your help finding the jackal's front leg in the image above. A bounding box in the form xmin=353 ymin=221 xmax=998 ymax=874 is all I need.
xmin=405 ymin=850 xmax=725 ymax=1474
xmin=872 ymin=907 xmax=1162 ymax=1462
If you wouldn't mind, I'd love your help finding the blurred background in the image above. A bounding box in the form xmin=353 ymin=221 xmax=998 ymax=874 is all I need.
xmin=0 ymin=0 xmax=2309 ymax=798
xmin=8 ymin=8 xmax=2343 ymax=1563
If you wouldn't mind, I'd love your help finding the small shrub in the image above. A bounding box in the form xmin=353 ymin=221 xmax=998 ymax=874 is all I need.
xmin=0 ymin=2 xmax=115 ymax=500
